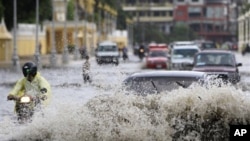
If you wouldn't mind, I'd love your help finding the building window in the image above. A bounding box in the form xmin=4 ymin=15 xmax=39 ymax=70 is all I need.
xmin=192 ymin=0 xmax=199 ymax=2
xmin=169 ymin=11 xmax=173 ymax=17
xmin=206 ymin=7 xmax=224 ymax=18
xmin=178 ymin=0 xmax=185 ymax=2
xmin=154 ymin=11 xmax=160 ymax=16
xmin=188 ymin=7 xmax=201 ymax=18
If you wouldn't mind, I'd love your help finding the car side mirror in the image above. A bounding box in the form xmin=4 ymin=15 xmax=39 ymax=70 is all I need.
xmin=237 ymin=63 xmax=242 ymax=67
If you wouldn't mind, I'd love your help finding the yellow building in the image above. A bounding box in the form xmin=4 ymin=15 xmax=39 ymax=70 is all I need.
xmin=16 ymin=24 xmax=46 ymax=56
xmin=1 ymin=0 xmax=119 ymax=63
xmin=0 ymin=19 xmax=12 ymax=62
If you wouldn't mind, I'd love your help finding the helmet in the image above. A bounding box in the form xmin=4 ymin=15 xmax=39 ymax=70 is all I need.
xmin=22 ymin=62 xmax=37 ymax=77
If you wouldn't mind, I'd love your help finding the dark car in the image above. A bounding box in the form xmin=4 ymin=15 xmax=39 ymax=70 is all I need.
xmin=200 ymin=41 xmax=216 ymax=50
xmin=190 ymin=50 xmax=242 ymax=84
xmin=122 ymin=70 xmax=208 ymax=95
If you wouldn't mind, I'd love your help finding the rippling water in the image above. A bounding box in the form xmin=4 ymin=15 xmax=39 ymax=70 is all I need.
xmin=1 ymin=83 xmax=250 ymax=141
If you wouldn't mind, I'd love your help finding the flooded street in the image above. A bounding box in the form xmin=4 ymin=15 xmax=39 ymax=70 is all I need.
xmin=1 ymin=52 xmax=250 ymax=140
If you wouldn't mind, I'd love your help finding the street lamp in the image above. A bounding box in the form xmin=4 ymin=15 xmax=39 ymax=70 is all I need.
xmin=73 ymin=0 xmax=80 ymax=60
xmin=50 ymin=0 xmax=57 ymax=67
xmin=12 ymin=0 xmax=20 ymax=71
xmin=84 ymin=0 xmax=87 ymax=55
xmin=34 ymin=0 xmax=41 ymax=69
xmin=62 ymin=0 xmax=69 ymax=64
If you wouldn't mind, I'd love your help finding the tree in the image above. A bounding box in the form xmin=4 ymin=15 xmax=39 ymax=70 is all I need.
xmin=1 ymin=0 xmax=52 ymax=31
xmin=133 ymin=23 xmax=169 ymax=44
xmin=168 ymin=23 xmax=198 ymax=42
xmin=0 ymin=0 xmax=4 ymax=20
xmin=67 ymin=0 xmax=74 ymax=21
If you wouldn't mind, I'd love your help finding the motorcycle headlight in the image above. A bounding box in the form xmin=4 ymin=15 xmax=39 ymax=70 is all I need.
xmin=20 ymin=96 xmax=31 ymax=103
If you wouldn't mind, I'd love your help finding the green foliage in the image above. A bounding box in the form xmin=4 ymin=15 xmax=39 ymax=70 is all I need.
xmin=133 ymin=23 xmax=168 ymax=44
xmin=2 ymin=0 xmax=52 ymax=31
xmin=133 ymin=22 xmax=198 ymax=44
xmin=241 ymin=3 xmax=250 ymax=14
xmin=168 ymin=23 xmax=198 ymax=42
xmin=67 ymin=0 xmax=74 ymax=21
xmin=117 ymin=8 xmax=126 ymax=30
xmin=94 ymin=0 xmax=127 ymax=30
xmin=0 ymin=0 xmax=4 ymax=20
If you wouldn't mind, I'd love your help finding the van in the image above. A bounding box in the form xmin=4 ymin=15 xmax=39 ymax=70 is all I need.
xmin=170 ymin=44 xmax=200 ymax=70
xmin=95 ymin=41 xmax=120 ymax=65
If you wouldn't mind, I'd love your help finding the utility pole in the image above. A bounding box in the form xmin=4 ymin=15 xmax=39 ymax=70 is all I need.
xmin=12 ymin=0 xmax=20 ymax=71
xmin=84 ymin=0 xmax=88 ymax=55
xmin=34 ymin=0 xmax=41 ymax=69
xmin=50 ymin=0 xmax=57 ymax=67
xmin=62 ymin=0 xmax=69 ymax=64
xmin=73 ymin=0 xmax=80 ymax=60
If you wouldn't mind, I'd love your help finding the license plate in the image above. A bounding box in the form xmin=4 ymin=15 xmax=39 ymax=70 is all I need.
xmin=156 ymin=64 xmax=162 ymax=68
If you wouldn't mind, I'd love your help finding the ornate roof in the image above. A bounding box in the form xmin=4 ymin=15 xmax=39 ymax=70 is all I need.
xmin=0 ymin=19 xmax=12 ymax=39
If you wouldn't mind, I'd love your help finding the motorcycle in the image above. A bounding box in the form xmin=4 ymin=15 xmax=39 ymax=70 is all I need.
xmin=122 ymin=52 xmax=128 ymax=61
xmin=138 ymin=48 xmax=145 ymax=61
xmin=8 ymin=91 xmax=46 ymax=124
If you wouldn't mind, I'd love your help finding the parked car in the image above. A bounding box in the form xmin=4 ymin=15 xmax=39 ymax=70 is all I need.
xmin=190 ymin=49 xmax=242 ymax=84
xmin=122 ymin=70 xmax=208 ymax=95
xmin=170 ymin=44 xmax=200 ymax=70
xmin=145 ymin=48 xmax=169 ymax=69
xmin=95 ymin=41 xmax=119 ymax=65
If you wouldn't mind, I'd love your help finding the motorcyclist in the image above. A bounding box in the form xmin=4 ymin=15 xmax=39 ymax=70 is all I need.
xmin=138 ymin=44 xmax=145 ymax=60
xmin=122 ymin=46 xmax=129 ymax=61
xmin=7 ymin=61 xmax=52 ymax=112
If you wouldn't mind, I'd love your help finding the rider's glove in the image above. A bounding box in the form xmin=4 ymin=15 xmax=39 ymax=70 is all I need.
xmin=7 ymin=95 xmax=16 ymax=100
xmin=40 ymin=88 xmax=47 ymax=94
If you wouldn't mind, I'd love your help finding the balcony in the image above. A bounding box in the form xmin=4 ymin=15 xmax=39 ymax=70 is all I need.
xmin=133 ymin=16 xmax=173 ymax=22
xmin=122 ymin=2 xmax=173 ymax=11
xmin=205 ymin=0 xmax=228 ymax=4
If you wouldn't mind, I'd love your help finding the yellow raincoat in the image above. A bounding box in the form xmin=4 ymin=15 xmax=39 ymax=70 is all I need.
xmin=8 ymin=72 xmax=52 ymax=110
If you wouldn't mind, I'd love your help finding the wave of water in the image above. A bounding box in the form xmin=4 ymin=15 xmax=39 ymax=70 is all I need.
xmin=1 ymin=83 xmax=250 ymax=141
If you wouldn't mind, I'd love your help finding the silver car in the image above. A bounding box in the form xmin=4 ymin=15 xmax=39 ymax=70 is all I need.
xmin=123 ymin=70 xmax=207 ymax=95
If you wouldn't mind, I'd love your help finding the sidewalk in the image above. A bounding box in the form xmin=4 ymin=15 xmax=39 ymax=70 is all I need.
xmin=0 ymin=54 xmax=81 ymax=70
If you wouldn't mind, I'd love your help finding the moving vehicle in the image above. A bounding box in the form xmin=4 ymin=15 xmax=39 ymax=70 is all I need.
xmin=138 ymin=45 xmax=145 ymax=61
xmin=123 ymin=70 xmax=207 ymax=95
xmin=146 ymin=48 xmax=169 ymax=69
xmin=170 ymin=45 xmax=200 ymax=70
xmin=190 ymin=49 xmax=242 ymax=84
xmin=95 ymin=41 xmax=119 ymax=65
xmin=8 ymin=92 xmax=46 ymax=124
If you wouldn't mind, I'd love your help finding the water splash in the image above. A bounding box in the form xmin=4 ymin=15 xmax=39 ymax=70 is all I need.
xmin=2 ymin=84 xmax=250 ymax=141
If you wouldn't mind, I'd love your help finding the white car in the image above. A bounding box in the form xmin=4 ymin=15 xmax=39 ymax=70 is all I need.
xmin=170 ymin=45 xmax=200 ymax=70
xmin=95 ymin=41 xmax=120 ymax=65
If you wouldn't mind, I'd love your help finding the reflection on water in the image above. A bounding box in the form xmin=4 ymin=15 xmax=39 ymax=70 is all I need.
xmin=1 ymin=83 xmax=250 ymax=141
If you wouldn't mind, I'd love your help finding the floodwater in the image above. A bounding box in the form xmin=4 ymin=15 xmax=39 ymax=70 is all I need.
xmin=1 ymin=53 xmax=250 ymax=141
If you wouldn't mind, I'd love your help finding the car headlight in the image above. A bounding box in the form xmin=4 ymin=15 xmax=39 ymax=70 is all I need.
xmin=20 ymin=96 xmax=31 ymax=103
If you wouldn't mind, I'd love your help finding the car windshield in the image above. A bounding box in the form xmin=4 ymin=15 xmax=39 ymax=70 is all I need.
xmin=124 ymin=76 xmax=203 ymax=95
xmin=195 ymin=53 xmax=235 ymax=67
xmin=149 ymin=51 xmax=167 ymax=57
xmin=97 ymin=45 xmax=117 ymax=51
xmin=173 ymin=49 xmax=199 ymax=58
